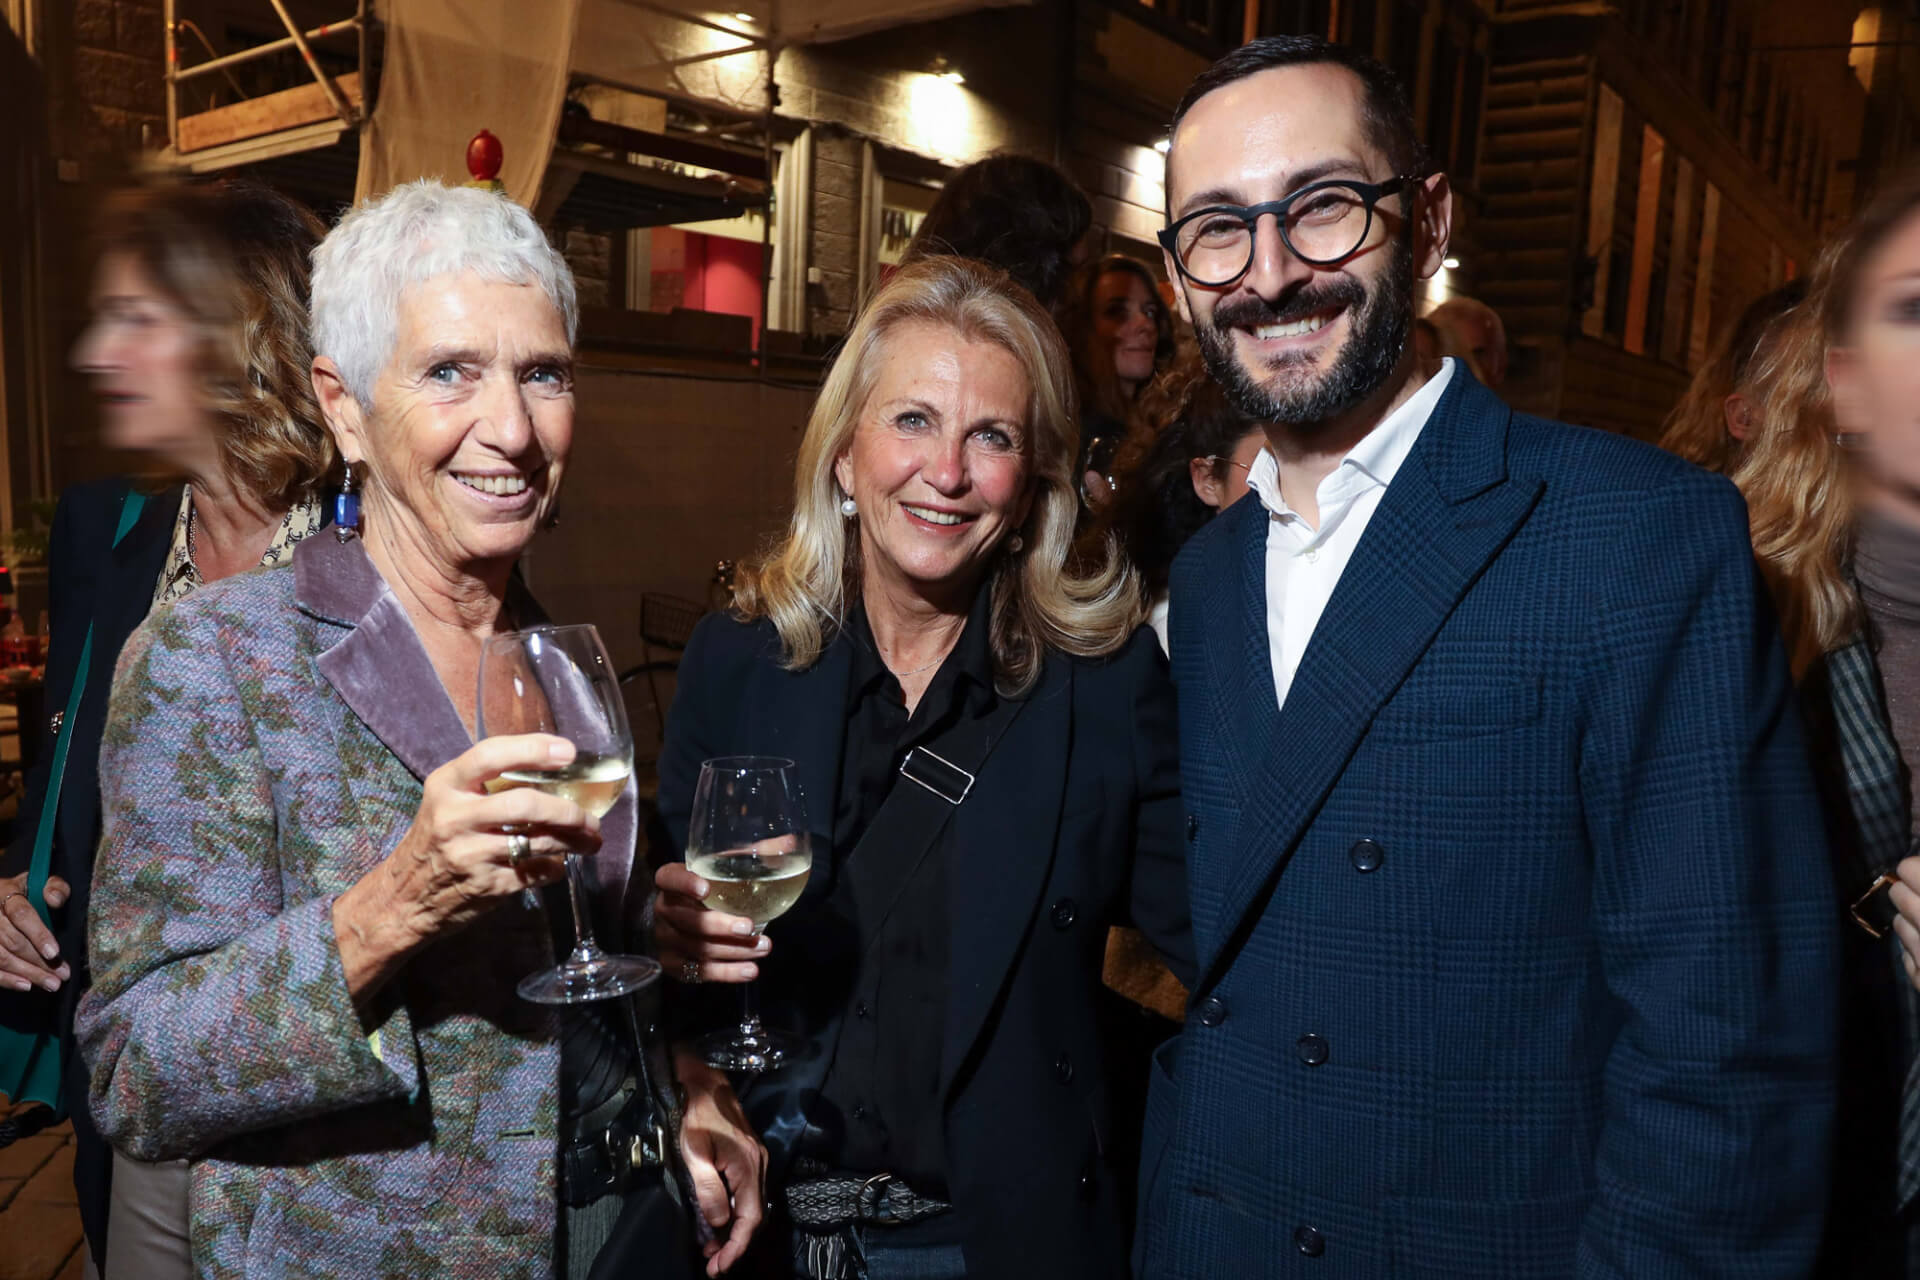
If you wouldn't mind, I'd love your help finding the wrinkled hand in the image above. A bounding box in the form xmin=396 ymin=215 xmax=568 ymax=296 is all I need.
xmin=333 ymin=734 xmax=599 ymax=1004
xmin=677 ymin=1050 xmax=768 ymax=1275
xmin=0 ymin=872 xmax=71 ymax=993
xmin=1890 ymin=856 xmax=1920 ymax=992
xmin=653 ymin=862 xmax=769 ymax=984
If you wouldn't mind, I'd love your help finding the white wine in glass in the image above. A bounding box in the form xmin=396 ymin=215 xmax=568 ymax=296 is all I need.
xmin=477 ymin=624 xmax=659 ymax=1005
xmin=686 ymin=756 xmax=812 ymax=1071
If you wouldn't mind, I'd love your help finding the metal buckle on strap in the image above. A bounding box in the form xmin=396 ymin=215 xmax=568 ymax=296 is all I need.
xmin=899 ymin=746 xmax=973 ymax=805
xmin=858 ymin=1171 xmax=901 ymax=1224
xmin=1853 ymin=870 xmax=1901 ymax=939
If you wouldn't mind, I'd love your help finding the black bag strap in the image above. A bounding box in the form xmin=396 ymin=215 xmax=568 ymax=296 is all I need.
xmin=838 ymin=690 xmax=1028 ymax=953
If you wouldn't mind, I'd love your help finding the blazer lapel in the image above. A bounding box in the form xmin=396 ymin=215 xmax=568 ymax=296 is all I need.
xmin=299 ymin=536 xmax=474 ymax=783
xmin=100 ymin=486 xmax=178 ymax=659
xmin=1199 ymin=374 xmax=1544 ymax=987
xmin=940 ymin=669 xmax=1059 ymax=1098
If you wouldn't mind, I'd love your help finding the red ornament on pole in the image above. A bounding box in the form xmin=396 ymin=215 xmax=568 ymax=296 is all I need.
xmin=466 ymin=130 xmax=504 ymax=188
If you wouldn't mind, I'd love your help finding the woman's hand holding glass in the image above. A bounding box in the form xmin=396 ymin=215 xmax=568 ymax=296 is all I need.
xmin=332 ymin=733 xmax=598 ymax=1005
xmin=654 ymin=858 xmax=777 ymax=985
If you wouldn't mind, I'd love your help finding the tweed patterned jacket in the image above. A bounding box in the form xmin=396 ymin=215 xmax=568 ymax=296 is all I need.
xmin=1141 ymin=369 xmax=1837 ymax=1278
xmin=75 ymin=534 xmax=639 ymax=1279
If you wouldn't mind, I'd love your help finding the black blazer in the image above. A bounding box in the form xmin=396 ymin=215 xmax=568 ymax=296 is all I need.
xmin=0 ymin=478 xmax=175 ymax=993
xmin=655 ymin=611 xmax=1194 ymax=1278
xmin=0 ymin=476 xmax=173 ymax=1265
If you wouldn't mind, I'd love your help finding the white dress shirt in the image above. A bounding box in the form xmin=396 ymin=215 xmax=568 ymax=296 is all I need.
xmin=1247 ymin=358 xmax=1456 ymax=708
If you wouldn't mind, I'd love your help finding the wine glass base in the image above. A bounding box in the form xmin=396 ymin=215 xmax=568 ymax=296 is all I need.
xmin=697 ymin=1026 xmax=805 ymax=1074
xmin=518 ymin=954 xmax=662 ymax=1005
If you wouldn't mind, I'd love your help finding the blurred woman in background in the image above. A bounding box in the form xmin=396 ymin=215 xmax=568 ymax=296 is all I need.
xmin=1058 ymin=256 xmax=1174 ymax=510
xmin=1659 ymin=279 xmax=1807 ymax=477
xmin=1100 ymin=356 xmax=1263 ymax=654
xmin=902 ymin=154 xmax=1092 ymax=313
xmin=1731 ymin=165 xmax=1920 ymax=1277
xmin=0 ymin=179 xmax=333 ymax=1276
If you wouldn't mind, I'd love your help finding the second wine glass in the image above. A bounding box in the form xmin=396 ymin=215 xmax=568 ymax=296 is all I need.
xmin=686 ymin=756 xmax=812 ymax=1072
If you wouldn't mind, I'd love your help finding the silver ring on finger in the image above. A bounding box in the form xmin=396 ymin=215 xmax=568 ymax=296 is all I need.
xmin=508 ymin=832 xmax=533 ymax=864
xmin=680 ymin=959 xmax=701 ymax=984
xmin=0 ymin=891 xmax=23 ymax=912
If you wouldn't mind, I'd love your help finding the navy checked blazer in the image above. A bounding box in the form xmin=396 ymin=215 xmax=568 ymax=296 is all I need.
xmin=1138 ymin=369 xmax=1839 ymax=1278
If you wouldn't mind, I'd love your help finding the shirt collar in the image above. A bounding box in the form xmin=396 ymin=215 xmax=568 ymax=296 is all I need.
xmin=1246 ymin=358 xmax=1457 ymax=521
xmin=153 ymin=488 xmax=327 ymax=607
xmin=845 ymin=580 xmax=998 ymax=706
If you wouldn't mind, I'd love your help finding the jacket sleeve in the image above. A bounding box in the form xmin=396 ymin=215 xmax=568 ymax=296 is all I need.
xmin=1122 ymin=629 xmax=1196 ymax=989
xmin=74 ymin=601 xmax=417 ymax=1162
xmin=0 ymin=489 xmax=81 ymax=884
xmin=1574 ymin=471 xmax=1836 ymax=1277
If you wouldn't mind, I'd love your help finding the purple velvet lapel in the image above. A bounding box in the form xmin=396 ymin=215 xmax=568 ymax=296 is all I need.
xmin=291 ymin=535 xmax=637 ymax=918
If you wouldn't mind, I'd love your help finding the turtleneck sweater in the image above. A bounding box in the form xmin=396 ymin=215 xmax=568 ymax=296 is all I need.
xmin=1856 ymin=508 xmax=1920 ymax=836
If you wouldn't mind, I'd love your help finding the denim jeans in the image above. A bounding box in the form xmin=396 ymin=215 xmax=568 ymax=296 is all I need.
xmin=853 ymin=1233 xmax=968 ymax=1280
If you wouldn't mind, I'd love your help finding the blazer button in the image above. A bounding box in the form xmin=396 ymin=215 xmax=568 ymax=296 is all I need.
xmin=854 ymin=1001 xmax=870 ymax=1019
xmin=1186 ymin=814 xmax=1199 ymax=841
xmin=1054 ymin=1053 xmax=1075 ymax=1085
xmin=1051 ymin=898 xmax=1077 ymax=930
xmin=1348 ymin=839 xmax=1385 ymax=873
xmin=1294 ymin=1225 xmax=1325 ymax=1257
xmin=1296 ymin=1033 xmax=1329 ymax=1066
xmin=1196 ymin=996 xmax=1228 ymax=1027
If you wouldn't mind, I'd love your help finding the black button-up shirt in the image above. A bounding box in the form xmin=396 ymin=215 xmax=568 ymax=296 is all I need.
xmin=808 ymin=589 xmax=997 ymax=1196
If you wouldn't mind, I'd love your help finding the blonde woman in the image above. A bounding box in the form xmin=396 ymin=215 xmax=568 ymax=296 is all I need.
xmin=650 ymin=257 xmax=1194 ymax=1279
xmin=1732 ymin=166 xmax=1920 ymax=1276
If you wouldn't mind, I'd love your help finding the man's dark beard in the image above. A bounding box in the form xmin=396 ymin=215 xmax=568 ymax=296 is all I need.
xmin=1194 ymin=234 xmax=1415 ymax=430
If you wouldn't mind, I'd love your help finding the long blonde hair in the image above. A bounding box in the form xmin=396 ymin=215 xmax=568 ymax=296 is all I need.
xmin=1725 ymin=280 xmax=1855 ymax=674
xmin=1731 ymin=167 xmax=1920 ymax=672
xmin=732 ymin=257 xmax=1142 ymax=694
xmin=1659 ymin=281 xmax=1806 ymax=475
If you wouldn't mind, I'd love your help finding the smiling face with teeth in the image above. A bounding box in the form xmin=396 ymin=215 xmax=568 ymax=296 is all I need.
xmin=833 ymin=320 xmax=1037 ymax=613
xmin=313 ymin=271 xmax=572 ymax=587
xmin=1162 ymin=62 xmax=1451 ymax=434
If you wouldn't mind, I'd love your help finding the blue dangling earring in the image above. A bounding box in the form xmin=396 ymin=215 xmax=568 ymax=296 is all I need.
xmin=334 ymin=461 xmax=361 ymax=542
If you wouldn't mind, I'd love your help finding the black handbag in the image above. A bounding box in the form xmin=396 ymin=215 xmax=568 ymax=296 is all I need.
xmin=586 ymin=986 xmax=713 ymax=1279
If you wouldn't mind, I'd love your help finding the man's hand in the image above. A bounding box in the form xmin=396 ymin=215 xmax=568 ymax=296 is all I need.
xmin=676 ymin=1050 xmax=768 ymax=1275
xmin=0 ymin=872 xmax=71 ymax=993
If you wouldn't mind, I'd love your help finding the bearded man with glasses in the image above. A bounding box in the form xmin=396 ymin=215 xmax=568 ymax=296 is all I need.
xmin=1139 ymin=35 xmax=1837 ymax=1279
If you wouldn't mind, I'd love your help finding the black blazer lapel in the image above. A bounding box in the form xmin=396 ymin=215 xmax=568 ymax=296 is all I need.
xmin=98 ymin=486 xmax=177 ymax=664
xmin=748 ymin=634 xmax=853 ymax=855
xmin=939 ymin=667 xmax=1061 ymax=1098
xmin=1200 ymin=374 xmax=1544 ymax=989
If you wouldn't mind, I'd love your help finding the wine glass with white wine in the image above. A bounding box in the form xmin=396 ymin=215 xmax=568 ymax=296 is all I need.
xmin=477 ymin=623 xmax=660 ymax=1004
xmin=686 ymin=756 xmax=813 ymax=1071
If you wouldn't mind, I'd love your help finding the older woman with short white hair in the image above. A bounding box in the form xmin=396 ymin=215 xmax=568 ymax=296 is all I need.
xmin=76 ymin=180 xmax=763 ymax=1278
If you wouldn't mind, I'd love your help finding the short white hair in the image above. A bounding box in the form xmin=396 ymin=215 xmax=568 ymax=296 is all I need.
xmin=309 ymin=180 xmax=579 ymax=402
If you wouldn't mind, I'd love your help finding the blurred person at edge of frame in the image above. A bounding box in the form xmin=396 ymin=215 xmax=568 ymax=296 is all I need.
xmin=1658 ymin=279 xmax=1809 ymax=476
xmin=900 ymin=154 xmax=1093 ymax=313
xmin=1767 ymin=165 xmax=1920 ymax=1278
xmin=72 ymin=181 xmax=765 ymax=1279
xmin=649 ymin=256 xmax=1194 ymax=1279
xmin=0 ymin=179 xmax=334 ymax=1279
xmin=1058 ymin=255 xmax=1177 ymax=511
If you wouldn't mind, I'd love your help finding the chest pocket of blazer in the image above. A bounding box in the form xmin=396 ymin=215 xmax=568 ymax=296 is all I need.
xmin=1372 ymin=670 xmax=1544 ymax=743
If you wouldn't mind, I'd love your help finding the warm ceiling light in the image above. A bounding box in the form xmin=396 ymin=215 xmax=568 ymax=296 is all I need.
xmin=928 ymin=55 xmax=965 ymax=85
xmin=732 ymin=11 xmax=753 ymax=20
xmin=1442 ymin=255 xmax=1461 ymax=270
xmin=1153 ymin=138 xmax=1170 ymax=154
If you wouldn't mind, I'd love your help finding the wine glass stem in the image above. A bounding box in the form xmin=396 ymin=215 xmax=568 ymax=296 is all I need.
xmin=739 ymin=928 xmax=765 ymax=1035
xmin=563 ymin=854 xmax=603 ymax=963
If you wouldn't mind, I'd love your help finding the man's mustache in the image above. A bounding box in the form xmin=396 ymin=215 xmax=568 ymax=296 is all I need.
xmin=1211 ymin=279 xmax=1367 ymax=333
